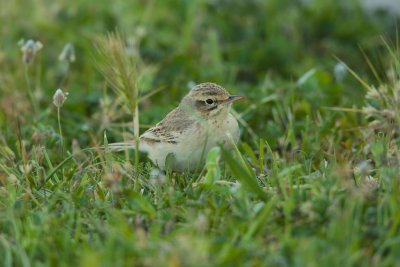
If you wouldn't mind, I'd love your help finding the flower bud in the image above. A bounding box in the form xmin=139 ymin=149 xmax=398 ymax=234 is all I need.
xmin=334 ymin=62 xmax=347 ymax=82
xmin=19 ymin=39 xmax=43 ymax=64
xmin=58 ymin=43 xmax=76 ymax=63
xmin=53 ymin=88 xmax=68 ymax=108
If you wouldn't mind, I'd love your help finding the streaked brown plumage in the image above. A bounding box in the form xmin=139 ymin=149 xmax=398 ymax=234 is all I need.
xmin=108 ymin=82 xmax=243 ymax=171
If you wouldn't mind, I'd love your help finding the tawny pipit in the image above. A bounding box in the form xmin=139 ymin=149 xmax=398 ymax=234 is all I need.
xmin=108 ymin=82 xmax=244 ymax=171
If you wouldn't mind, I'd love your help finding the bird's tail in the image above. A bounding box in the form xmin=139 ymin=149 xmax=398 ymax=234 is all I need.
xmin=102 ymin=142 xmax=139 ymax=151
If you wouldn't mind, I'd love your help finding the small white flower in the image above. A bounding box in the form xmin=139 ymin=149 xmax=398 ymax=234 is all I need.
xmin=229 ymin=182 xmax=241 ymax=194
xmin=363 ymin=175 xmax=379 ymax=188
xmin=354 ymin=160 xmax=372 ymax=177
xmin=334 ymin=62 xmax=347 ymax=82
xmin=19 ymin=163 xmax=32 ymax=175
xmin=125 ymin=36 xmax=139 ymax=58
xmin=19 ymin=39 xmax=43 ymax=64
xmin=58 ymin=43 xmax=76 ymax=63
xmin=323 ymin=159 xmax=328 ymax=168
xmin=53 ymin=88 xmax=68 ymax=108
xmin=149 ymin=168 xmax=166 ymax=186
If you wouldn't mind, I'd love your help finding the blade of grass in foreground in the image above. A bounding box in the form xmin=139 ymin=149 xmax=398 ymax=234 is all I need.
xmin=243 ymin=196 xmax=278 ymax=241
xmin=45 ymin=154 xmax=75 ymax=182
xmin=221 ymin=147 xmax=268 ymax=202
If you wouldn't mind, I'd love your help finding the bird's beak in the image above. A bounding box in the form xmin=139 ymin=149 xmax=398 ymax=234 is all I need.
xmin=224 ymin=95 xmax=245 ymax=104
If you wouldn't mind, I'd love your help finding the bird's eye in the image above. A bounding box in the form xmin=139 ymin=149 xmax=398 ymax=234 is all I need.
xmin=205 ymin=99 xmax=214 ymax=105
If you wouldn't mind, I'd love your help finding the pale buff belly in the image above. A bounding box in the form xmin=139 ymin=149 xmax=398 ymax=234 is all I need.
xmin=141 ymin=114 xmax=240 ymax=172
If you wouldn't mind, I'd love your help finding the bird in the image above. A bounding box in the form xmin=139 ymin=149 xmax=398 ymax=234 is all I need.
xmin=107 ymin=82 xmax=244 ymax=172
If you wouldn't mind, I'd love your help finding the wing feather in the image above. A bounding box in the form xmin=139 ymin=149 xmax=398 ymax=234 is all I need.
xmin=140 ymin=107 xmax=194 ymax=144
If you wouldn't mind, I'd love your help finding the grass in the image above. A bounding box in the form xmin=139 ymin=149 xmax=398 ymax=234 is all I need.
xmin=0 ymin=0 xmax=400 ymax=266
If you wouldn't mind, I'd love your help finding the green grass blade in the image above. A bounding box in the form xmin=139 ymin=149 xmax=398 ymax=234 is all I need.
xmin=45 ymin=154 xmax=75 ymax=182
xmin=221 ymin=147 xmax=268 ymax=202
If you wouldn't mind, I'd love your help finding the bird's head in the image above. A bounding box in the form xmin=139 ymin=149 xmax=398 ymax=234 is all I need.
xmin=180 ymin=83 xmax=244 ymax=118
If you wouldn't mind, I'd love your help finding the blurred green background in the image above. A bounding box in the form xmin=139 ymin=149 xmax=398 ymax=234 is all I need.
xmin=0 ymin=0 xmax=398 ymax=148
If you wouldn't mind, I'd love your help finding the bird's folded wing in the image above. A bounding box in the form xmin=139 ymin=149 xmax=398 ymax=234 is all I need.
xmin=105 ymin=107 xmax=194 ymax=150
xmin=140 ymin=107 xmax=194 ymax=145
xmin=140 ymin=127 xmax=178 ymax=144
